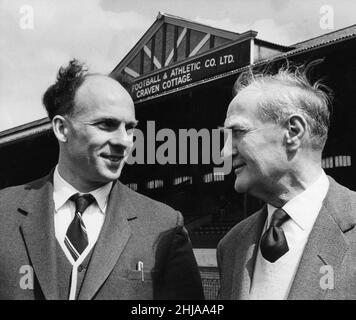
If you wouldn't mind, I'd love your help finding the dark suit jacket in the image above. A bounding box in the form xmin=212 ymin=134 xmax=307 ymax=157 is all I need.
xmin=217 ymin=176 xmax=356 ymax=300
xmin=0 ymin=172 xmax=204 ymax=300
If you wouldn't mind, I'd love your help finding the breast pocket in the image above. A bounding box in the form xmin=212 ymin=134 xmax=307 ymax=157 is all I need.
xmin=127 ymin=270 xmax=155 ymax=281
xmin=124 ymin=270 xmax=157 ymax=300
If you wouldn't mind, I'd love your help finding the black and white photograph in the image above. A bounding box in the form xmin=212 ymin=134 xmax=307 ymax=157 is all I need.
xmin=0 ymin=0 xmax=356 ymax=306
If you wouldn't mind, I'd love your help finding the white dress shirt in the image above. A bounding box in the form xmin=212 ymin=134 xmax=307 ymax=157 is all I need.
xmin=249 ymin=171 xmax=329 ymax=300
xmin=53 ymin=166 xmax=112 ymax=299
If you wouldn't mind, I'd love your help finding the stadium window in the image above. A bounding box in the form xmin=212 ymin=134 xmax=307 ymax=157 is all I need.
xmin=203 ymin=172 xmax=213 ymax=183
xmin=146 ymin=179 xmax=164 ymax=189
xmin=322 ymin=156 xmax=334 ymax=169
xmin=173 ymin=176 xmax=192 ymax=185
xmin=155 ymin=179 xmax=164 ymax=188
xmin=213 ymin=171 xmax=224 ymax=181
xmin=334 ymin=155 xmax=352 ymax=168
xmin=323 ymin=155 xmax=352 ymax=168
xmin=126 ymin=183 xmax=138 ymax=191
xmin=335 ymin=156 xmax=339 ymax=167
xmin=330 ymin=157 xmax=334 ymax=168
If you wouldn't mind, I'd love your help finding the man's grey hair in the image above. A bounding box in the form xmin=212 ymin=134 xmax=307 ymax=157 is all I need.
xmin=233 ymin=64 xmax=332 ymax=150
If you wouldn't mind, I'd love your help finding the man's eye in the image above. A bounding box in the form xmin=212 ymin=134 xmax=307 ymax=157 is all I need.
xmin=125 ymin=124 xmax=136 ymax=133
xmin=97 ymin=121 xmax=116 ymax=130
xmin=232 ymin=129 xmax=246 ymax=138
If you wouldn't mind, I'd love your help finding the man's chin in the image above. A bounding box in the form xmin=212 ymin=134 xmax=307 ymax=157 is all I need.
xmin=93 ymin=167 xmax=121 ymax=184
xmin=234 ymin=179 xmax=249 ymax=193
xmin=101 ymin=170 xmax=122 ymax=182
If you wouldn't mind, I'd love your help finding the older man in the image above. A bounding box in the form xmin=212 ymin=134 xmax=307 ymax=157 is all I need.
xmin=217 ymin=67 xmax=356 ymax=300
xmin=0 ymin=59 xmax=204 ymax=300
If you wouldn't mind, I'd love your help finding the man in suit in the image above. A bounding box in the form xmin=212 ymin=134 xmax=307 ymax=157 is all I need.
xmin=0 ymin=59 xmax=204 ymax=300
xmin=217 ymin=67 xmax=356 ymax=300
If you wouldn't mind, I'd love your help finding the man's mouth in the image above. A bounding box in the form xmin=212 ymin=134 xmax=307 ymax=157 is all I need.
xmin=100 ymin=153 xmax=124 ymax=163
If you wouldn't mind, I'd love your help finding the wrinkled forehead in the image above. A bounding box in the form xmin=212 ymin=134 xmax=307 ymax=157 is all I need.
xmin=224 ymin=90 xmax=260 ymax=128
xmin=226 ymin=95 xmax=242 ymax=117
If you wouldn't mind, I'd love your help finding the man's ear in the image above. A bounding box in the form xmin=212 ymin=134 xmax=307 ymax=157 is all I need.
xmin=52 ymin=115 xmax=69 ymax=143
xmin=285 ymin=114 xmax=307 ymax=151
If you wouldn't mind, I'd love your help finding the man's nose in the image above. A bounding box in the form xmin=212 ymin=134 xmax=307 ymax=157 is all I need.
xmin=220 ymin=133 xmax=236 ymax=159
xmin=109 ymin=125 xmax=133 ymax=148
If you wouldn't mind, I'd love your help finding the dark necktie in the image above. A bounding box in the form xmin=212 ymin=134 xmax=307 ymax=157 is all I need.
xmin=260 ymin=208 xmax=290 ymax=263
xmin=65 ymin=193 xmax=95 ymax=261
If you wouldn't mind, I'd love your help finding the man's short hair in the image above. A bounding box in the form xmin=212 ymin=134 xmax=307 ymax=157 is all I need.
xmin=42 ymin=59 xmax=89 ymax=120
xmin=233 ymin=63 xmax=332 ymax=150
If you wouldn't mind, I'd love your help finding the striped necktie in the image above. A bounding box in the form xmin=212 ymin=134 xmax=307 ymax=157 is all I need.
xmin=65 ymin=193 xmax=95 ymax=261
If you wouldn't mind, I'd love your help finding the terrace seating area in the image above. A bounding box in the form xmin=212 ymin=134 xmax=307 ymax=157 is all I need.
xmin=188 ymin=214 xmax=240 ymax=248
xmin=199 ymin=267 xmax=220 ymax=300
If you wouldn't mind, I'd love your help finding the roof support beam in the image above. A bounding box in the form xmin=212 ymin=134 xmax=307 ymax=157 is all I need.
xmin=150 ymin=34 xmax=156 ymax=70
xmin=189 ymin=33 xmax=210 ymax=57
xmin=124 ymin=67 xmax=140 ymax=78
xmin=143 ymin=45 xmax=162 ymax=69
xmin=161 ymin=24 xmax=167 ymax=66
xmin=165 ymin=27 xmax=187 ymax=66
xmin=173 ymin=25 xmax=178 ymax=63
xmin=185 ymin=28 xmax=191 ymax=58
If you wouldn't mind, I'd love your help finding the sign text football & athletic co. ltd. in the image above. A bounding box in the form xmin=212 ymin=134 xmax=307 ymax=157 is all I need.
xmin=130 ymin=38 xmax=251 ymax=102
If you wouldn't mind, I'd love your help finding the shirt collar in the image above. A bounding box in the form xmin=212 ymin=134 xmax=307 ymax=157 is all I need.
xmin=267 ymin=170 xmax=329 ymax=231
xmin=53 ymin=165 xmax=113 ymax=214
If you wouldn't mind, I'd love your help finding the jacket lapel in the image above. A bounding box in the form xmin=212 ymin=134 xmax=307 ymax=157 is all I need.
xmin=78 ymin=181 xmax=133 ymax=300
xmin=19 ymin=172 xmax=60 ymax=300
xmin=288 ymin=177 xmax=352 ymax=299
xmin=231 ymin=207 xmax=267 ymax=299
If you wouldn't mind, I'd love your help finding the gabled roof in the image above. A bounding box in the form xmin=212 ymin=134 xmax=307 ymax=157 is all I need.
xmin=156 ymin=12 xmax=241 ymax=39
xmin=111 ymin=12 xmax=242 ymax=81
xmin=293 ymin=24 xmax=356 ymax=48
xmin=253 ymin=25 xmax=356 ymax=67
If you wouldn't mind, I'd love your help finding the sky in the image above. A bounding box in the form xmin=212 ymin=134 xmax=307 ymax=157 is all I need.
xmin=1 ymin=0 xmax=356 ymax=132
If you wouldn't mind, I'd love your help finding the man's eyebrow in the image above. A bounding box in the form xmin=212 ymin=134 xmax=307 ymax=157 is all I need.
xmin=92 ymin=117 xmax=138 ymax=126
xmin=217 ymin=123 xmax=245 ymax=130
xmin=90 ymin=116 xmax=117 ymax=122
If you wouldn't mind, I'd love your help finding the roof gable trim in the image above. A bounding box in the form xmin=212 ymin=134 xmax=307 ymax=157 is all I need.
xmin=111 ymin=12 xmax=242 ymax=76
